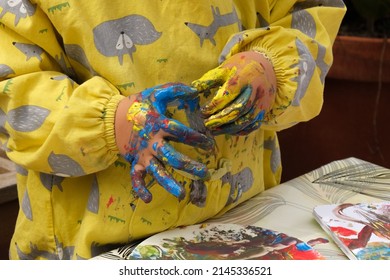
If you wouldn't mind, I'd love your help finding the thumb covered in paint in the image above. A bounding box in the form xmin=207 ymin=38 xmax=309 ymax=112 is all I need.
xmin=192 ymin=51 xmax=277 ymax=136
xmin=116 ymin=82 xmax=214 ymax=203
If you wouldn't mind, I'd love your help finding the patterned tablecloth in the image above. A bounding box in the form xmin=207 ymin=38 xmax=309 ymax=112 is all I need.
xmin=94 ymin=157 xmax=390 ymax=260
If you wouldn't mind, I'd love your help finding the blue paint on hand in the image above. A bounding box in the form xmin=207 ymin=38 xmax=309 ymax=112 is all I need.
xmin=124 ymin=83 xmax=214 ymax=203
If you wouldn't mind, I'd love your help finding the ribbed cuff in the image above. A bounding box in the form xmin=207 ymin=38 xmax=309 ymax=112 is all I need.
xmin=103 ymin=94 xmax=126 ymax=155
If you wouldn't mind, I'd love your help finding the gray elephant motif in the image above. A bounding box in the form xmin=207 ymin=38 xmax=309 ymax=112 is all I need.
xmin=291 ymin=9 xmax=317 ymax=39
xmin=264 ymin=137 xmax=281 ymax=174
xmin=16 ymin=237 xmax=75 ymax=260
xmin=222 ymin=167 xmax=253 ymax=205
xmin=93 ymin=14 xmax=162 ymax=65
xmin=218 ymin=32 xmax=245 ymax=63
xmin=291 ymin=2 xmax=336 ymax=91
xmin=87 ymin=175 xmax=99 ymax=214
xmin=13 ymin=42 xmax=44 ymax=61
xmin=48 ymin=152 xmax=85 ymax=176
xmin=64 ymin=44 xmax=99 ymax=76
xmin=290 ymin=38 xmax=316 ymax=106
xmin=185 ymin=5 xmax=242 ymax=47
xmin=21 ymin=189 xmax=33 ymax=221
xmin=40 ymin=173 xmax=65 ymax=192
xmin=0 ymin=64 xmax=15 ymax=78
xmin=0 ymin=0 xmax=36 ymax=26
xmin=7 ymin=105 xmax=50 ymax=132
xmin=16 ymin=242 xmax=58 ymax=260
xmin=0 ymin=108 xmax=8 ymax=136
xmin=315 ymin=43 xmax=330 ymax=84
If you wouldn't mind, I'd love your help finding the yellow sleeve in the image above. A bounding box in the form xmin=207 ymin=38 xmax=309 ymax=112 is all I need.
xmin=0 ymin=5 xmax=123 ymax=176
xmin=222 ymin=0 xmax=346 ymax=130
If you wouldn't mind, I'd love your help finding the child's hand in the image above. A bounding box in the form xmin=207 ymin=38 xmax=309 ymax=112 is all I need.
xmin=118 ymin=83 xmax=214 ymax=203
xmin=192 ymin=51 xmax=277 ymax=135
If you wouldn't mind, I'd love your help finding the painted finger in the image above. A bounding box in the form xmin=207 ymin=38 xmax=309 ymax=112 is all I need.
xmin=156 ymin=83 xmax=198 ymax=100
xmin=200 ymin=76 xmax=247 ymax=116
xmin=130 ymin=165 xmax=152 ymax=203
xmin=204 ymin=86 xmax=253 ymax=129
xmin=146 ymin=158 xmax=186 ymax=200
xmin=160 ymin=117 xmax=215 ymax=151
xmin=150 ymin=83 xmax=198 ymax=113
xmin=139 ymin=83 xmax=197 ymax=114
xmin=154 ymin=141 xmax=209 ymax=179
xmin=212 ymin=109 xmax=265 ymax=136
xmin=191 ymin=66 xmax=231 ymax=93
xmin=201 ymin=62 xmax=260 ymax=116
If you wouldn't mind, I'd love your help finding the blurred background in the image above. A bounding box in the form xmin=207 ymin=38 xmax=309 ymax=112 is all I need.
xmin=279 ymin=0 xmax=390 ymax=181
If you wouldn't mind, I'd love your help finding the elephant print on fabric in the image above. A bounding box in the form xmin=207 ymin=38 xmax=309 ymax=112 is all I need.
xmin=16 ymin=237 xmax=75 ymax=260
xmin=0 ymin=108 xmax=7 ymax=136
xmin=264 ymin=137 xmax=281 ymax=174
xmin=290 ymin=38 xmax=316 ymax=106
xmin=222 ymin=167 xmax=254 ymax=206
xmin=48 ymin=152 xmax=85 ymax=177
xmin=13 ymin=42 xmax=44 ymax=61
xmin=185 ymin=5 xmax=242 ymax=47
xmin=0 ymin=64 xmax=15 ymax=78
xmin=64 ymin=44 xmax=99 ymax=76
xmin=7 ymin=105 xmax=50 ymax=132
xmin=0 ymin=0 xmax=36 ymax=26
xmin=21 ymin=189 xmax=33 ymax=221
xmin=292 ymin=0 xmax=342 ymax=85
xmin=40 ymin=173 xmax=65 ymax=192
xmin=87 ymin=175 xmax=100 ymax=214
xmin=93 ymin=14 xmax=162 ymax=65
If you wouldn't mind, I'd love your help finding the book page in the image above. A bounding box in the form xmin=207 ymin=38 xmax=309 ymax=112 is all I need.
xmin=313 ymin=201 xmax=390 ymax=260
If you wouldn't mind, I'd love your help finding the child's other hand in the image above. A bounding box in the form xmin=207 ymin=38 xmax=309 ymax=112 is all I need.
xmin=117 ymin=83 xmax=214 ymax=203
xmin=192 ymin=51 xmax=277 ymax=135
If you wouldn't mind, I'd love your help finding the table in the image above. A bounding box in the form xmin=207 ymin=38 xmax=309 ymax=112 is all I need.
xmin=0 ymin=152 xmax=17 ymax=205
xmin=95 ymin=157 xmax=390 ymax=260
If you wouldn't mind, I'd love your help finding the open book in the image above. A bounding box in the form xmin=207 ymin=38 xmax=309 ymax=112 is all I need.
xmin=313 ymin=201 xmax=390 ymax=260
xmin=95 ymin=223 xmax=324 ymax=260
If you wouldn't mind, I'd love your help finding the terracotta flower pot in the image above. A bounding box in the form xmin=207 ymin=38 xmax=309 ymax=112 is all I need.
xmin=328 ymin=35 xmax=390 ymax=83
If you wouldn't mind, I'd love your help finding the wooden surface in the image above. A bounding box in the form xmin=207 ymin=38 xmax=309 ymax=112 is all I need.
xmin=0 ymin=150 xmax=17 ymax=204
xmin=327 ymin=36 xmax=390 ymax=83
xmin=0 ymin=150 xmax=18 ymax=260
xmin=279 ymin=78 xmax=390 ymax=182
xmin=0 ymin=200 xmax=18 ymax=260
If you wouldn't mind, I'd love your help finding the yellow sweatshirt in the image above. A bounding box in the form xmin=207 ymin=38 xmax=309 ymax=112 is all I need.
xmin=0 ymin=0 xmax=345 ymax=259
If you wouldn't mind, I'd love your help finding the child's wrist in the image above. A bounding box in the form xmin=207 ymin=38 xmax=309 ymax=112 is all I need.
xmin=115 ymin=95 xmax=138 ymax=155
xmin=248 ymin=50 xmax=277 ymax=90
